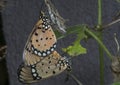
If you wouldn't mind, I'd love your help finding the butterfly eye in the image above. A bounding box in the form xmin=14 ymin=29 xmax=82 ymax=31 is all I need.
xmin=18 ymin=51 xmax=71 ymax=84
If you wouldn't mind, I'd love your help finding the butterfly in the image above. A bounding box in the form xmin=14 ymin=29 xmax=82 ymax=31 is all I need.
xmin=18 ymin=51 xmax=71 ymax=84
xmin=23 ymin=11 xmax=57 ymax=65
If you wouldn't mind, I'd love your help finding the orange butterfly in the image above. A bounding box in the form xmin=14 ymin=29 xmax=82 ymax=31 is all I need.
xmin=23 ymin=11 xmax=57 ymax=65
xmin=18 ymin=51 xmax=71 ymax=84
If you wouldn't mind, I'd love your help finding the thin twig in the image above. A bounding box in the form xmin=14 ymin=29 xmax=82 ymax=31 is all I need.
xmin=68 ymin=73 xmax=83 ymax=85
xmin=103 ymin=18 xmax=120 ymax=29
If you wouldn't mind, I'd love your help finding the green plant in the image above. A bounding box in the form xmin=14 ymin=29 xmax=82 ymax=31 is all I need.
xmin=55 ymin=0 xmax=120 ymax=85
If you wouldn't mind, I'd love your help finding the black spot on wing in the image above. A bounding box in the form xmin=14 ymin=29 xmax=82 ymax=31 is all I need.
xmin=40 ymin=38 xmax=43 ymax=40
xmin=49 ymin=61 xmax=51 ymax=64
xmin=36 ymin=39 xmax=38 ymax=42
xmin=46 ymin=37 xmax=48 ymax=40
xmin=53 ymin=71 xmax=56 ymax=74
xmin=35 ymin=33 xmax=38 ymax=36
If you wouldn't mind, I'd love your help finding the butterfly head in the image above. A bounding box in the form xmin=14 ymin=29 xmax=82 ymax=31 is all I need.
xmin=39 ymin=11 xmax=51 ymax=31
xmin=39 ymin=11 xmax=45 ymax=19
xmin=59 ymin=56 xmax=72 ymax=72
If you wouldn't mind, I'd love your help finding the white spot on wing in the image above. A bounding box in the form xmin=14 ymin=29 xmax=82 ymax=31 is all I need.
xmin=38 ymin=52 xmax=41 ymax=56
xmin=32 ymin=47 xmax=34 ymax=51
xmin=42 ymin=25 xmax=45 ymax=28
xmin=42 ymin=53 xmax=47 ymax=56
xmin=32 ymin=68 xmax=36 ymax=73
xmin=47 ymin=51 xmax=50 ymax=55
xmin=53 ymin=44 xmax=56 ymax=48
xmin=37 ymin=77 xmax=40 ymax=79
xmin=34 ymin=50 xmax=38 ymax=54
xmin=51 ymin=48 xmax=54 ymax=51
xmin=33 ymin=73 xmax=37 ymax=77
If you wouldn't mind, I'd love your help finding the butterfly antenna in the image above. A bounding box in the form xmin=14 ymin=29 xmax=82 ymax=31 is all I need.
xmin=39 ymin=0 xmax=46 ymax=13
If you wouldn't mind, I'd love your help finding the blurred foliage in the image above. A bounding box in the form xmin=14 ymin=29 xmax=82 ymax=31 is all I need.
xmin=112 ymin=82 xmax=120 ymax=85
xmin=116 ymin=0 xmax=120 ymax=3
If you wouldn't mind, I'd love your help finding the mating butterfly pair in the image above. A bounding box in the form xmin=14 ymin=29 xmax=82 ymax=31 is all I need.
xmin=17 ymin=12 xmax=71 ymax=84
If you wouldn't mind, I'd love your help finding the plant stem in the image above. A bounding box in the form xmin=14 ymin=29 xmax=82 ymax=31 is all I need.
xmin=85 ymin=29 xmax=113 ymax=60
xmin=98 ymin=33 xmax=104 ymax=85
xmin=98 ymin=0 xmax=102 ymax=27
xmin=98 ymin=0 xmax=104 ymax=85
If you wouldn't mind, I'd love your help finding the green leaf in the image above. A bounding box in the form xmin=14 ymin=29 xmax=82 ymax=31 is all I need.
xmin=54 ymin=24 xmax=87 ymax=39
xmin=62 ymin=42 xmax=86 ymax=56
xmin=112 ymin=82 xmax=120 ymax=85
xmin=62 ymin=25 xmax=87 ymax=56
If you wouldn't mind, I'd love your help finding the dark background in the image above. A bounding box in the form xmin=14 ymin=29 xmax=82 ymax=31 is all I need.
xmin=1 ymin=0 xmax=120 ymax=85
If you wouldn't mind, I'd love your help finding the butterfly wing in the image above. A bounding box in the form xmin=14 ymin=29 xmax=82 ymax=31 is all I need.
xmin=18 ymin=51 xmax=69 ymax=84
xmin=35 ymin=51 xmax=68 ymax=78
xmin=23 ymin=49 xmax=43 ymax=66
xmin=30 ymin=17 xmax=57 ymax=56
xmin=23 ymin=12 xmax=57 ymax=65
